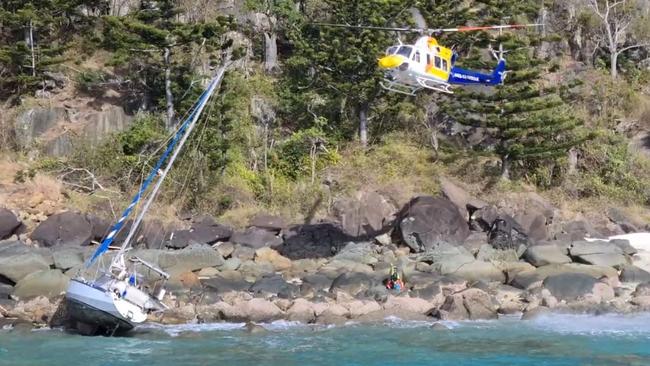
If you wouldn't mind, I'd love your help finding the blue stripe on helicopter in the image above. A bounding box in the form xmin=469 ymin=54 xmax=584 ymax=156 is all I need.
xmin=448 ymin=59 xmax=506 ymax=86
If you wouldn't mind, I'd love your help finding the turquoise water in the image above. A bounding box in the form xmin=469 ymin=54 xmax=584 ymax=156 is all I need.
xmin=2 ymin=314 xmax=650 ymax=365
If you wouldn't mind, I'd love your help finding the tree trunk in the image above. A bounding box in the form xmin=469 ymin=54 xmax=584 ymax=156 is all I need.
xmin=359 ymin=104 xmax=368 ymax=147
xmin=28 ymin=20 xmax=35 ymax=77
xmin=264 ymin=32 xmax=278 ymax=73
xmin=164 ymin=47 xmax=175 ymax=130
xmin=610 ymin=52 xmax=618 ymax=79
xmin=500 ymin=154 xmax=511 ymax=180
xmin=568 ymin=148 xmax=578 ymax=175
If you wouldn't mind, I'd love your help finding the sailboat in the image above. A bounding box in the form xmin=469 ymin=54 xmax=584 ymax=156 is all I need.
xmin=65 ymin=67 xmax=226 ymax=336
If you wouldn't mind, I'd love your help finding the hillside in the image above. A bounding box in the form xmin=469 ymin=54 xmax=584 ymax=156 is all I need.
xmin=0 ymin=0 xmax=649 ymax=238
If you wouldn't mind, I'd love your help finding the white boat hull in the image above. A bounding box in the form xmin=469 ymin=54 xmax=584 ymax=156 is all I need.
xmin=65 ymin=279 xmax=143 ymax=335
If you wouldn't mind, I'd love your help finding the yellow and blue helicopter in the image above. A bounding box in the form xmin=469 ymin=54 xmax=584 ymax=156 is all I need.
xmin=315 ymin=23 xmax=542 ymax=95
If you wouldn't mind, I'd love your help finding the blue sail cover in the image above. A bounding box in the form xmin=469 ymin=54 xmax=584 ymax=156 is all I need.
xmin=87 ymin=77 xmax=218 ymax=266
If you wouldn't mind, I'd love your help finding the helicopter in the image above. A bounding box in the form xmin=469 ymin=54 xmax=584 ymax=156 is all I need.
xmin=314 ymin=23 xmax=542 ymax=95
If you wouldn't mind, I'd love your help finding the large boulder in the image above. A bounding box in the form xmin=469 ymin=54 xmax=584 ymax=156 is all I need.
xmin=280 ymin=222 xmax=348 ymax=260
xmin=606 ymin=208 xmax=639 ymax=233
xmin=419 ymin=242 xmax=504 ymax=282
xmin=523 ymin=244 xmax=571 ymax=267
xmin=250 ymin=275 xmax=299 ymax=298
xmin=619 ymin=265 xmax=650 ymax=283
xmin=439 ymin=177 xmax=486 ymax=221
xmin=569 ymin=240 xmax=628 ymax=268
xmin=329 ymin=272 xmax=375 ymax=297
xmin=0 ymin=241 xmax=51 ymax=283
xmin=0 ymin=208 xmax=21 ymax=240
xmin=201 ymin=275 xmax=251 ymax=294
xmin=254 ymin=247 xmax=292 ymax=271
xmin=230 ymin=227 xmax=282 ymax=249
xmin=31 ymin=211 xmax=93 ymax=247
xmin=398 ymin=196 xmax=469 ymax=252
xmin=487 ymin=215 xmax=530 ymax=250
xmin=332 ymin=191 xmax=396 ymax=238
xmin=542 ymin=273 xmax=598 ymax=302
xmin=159 ymin=243 xmax=224 ymax=274
xmin=12 ymin=270 xmax=69 ymax=300
xmin=437 ymin=288 xmax=497 ymax=320
xmin=249 ymin=214 xmax=286 ymax=233
xmin=190 ymin=217 xmax=232 ymax=244
xmin=332 ymin=242 xmax=379 ymax=265
xmin=52 ymin=248 xmax=84 ymax=270
xmin=511 ymin=263 xmax=618 ymax=290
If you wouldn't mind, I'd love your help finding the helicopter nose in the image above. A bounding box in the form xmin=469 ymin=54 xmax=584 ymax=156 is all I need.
xmin=378 ymin=55 xmax=403 ymax=69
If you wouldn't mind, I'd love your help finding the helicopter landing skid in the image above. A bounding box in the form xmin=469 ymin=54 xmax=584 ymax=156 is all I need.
xmin=416 ymin=77 xmax=453 ymax=94
xmin=380 ymin=80 xmax=421 ymax=96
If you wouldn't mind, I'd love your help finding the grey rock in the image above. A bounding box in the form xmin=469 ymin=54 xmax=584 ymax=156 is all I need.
xmin=329 ymin=272 xmax=375 ymax=296
xmin=542 ymin=273 xmax=597 ymax=301
xmin=190 ymin=218 xmax=232 ymax=244
xmin=333 ymin=242 xmax=378 ymax=265
xmin=0 ymin=208 xmax=21 ymax=240
xmin=85 ymin=214 xmax=110 ymax=242
xmin=524 ymin=245 xmax=571 ymax=267
xmin=511 ymin=263 xmax=618 ymax=290
xmin=232 ymin=245 xmax=256 ymax=261
xmin=332 ymin=191 xmax=396 ymax=238
xmin=31 ymin=211 xmax=93 ymax=247
xmin=398 ymin=196 xmax=469 ymax=252
xmin=239 ymin=260 xmax=275 ymax=278
xmin=446 ymin=260 xmax=506 ymax=283
xmin=219 ymin=257 xmax=242 ymax=271
xmin=201 ymin=276 xmax=251 ymax=294
xmin=620 ymin=265 xmax=650 ymax=283
xmin=159 ymin=244 xmax=225 ymax=273
xmin=476 ymin=244 xmax=519 ymax=262
xmin=52 ymin=248 xmax=84 ymax=270
xmin=249 ymin=214 xmax=286 ymax=233
xmin=280 ymin=223 xmax=348 ymax=260
xmin=13 ymin=269 xmax=69 ymax=300
xmin=606 ymin=207 xmax=638 ymax=233
xmin=0 ymin=282 xmax=12 ymax=298
xmin=216 ymin=242 xmax=235 ymax=258
xmin=301 ymin=274 xmax=333 ymax=292
xmin=250 ymin=275 xmax=299 ymax=298
xmin=0 ymin=242 xmax=51 ymax=283
xmin=611 ymin=239 xmax=637 ymax=256
xmin=231 ymin=227 xmax=282 ymax=249
xmin=569 ymin=241 xmax=623 ymax=256
xmin=578 ymin=253 xmax=629 ymax=268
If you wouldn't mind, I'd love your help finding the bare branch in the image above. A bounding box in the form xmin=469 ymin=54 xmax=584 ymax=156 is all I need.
xmin=618 ymin=42 xmax=650 ymax=53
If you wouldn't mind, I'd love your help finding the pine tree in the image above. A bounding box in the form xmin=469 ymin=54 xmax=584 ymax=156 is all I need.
xmin=101 ymin=0 xmax=226 ymax=129
xmin=284 ymin=0 xmax=411 ymax=146
xmin=442 ymin=0 xmax=592 ymax=180
xmin=0 ymin=0 xmax=105 ymax=100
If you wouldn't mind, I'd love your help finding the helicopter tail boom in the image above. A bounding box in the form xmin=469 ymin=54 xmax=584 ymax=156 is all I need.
xmin=448 ymin=58 xmax=506 ymax=86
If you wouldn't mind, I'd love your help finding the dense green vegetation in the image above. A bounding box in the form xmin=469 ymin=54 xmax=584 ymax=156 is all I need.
xmin=1 ymin=0 xmax=649 ymax=221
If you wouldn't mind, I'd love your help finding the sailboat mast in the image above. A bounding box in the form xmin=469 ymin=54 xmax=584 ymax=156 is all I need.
xmin=111 ymin=67 xmax=226 ymax=267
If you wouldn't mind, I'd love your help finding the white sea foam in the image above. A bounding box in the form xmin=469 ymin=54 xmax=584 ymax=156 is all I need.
xmin=140 ymin=322 xmax=246 ymax=336
xmin=524 ymin=312 xmax=650 ymax=336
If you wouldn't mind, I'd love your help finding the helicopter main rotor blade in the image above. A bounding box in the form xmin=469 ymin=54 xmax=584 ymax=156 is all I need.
xmin=312 ymin=22 xmax=543 ymax=34
xmin=428 ymin=24 xmax=543 ymax=33
xmin=312 ymin=22 xmax=421 ymax=33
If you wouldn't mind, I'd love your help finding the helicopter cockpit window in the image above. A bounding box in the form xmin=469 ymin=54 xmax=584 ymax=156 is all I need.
xmin=434 ymin=56 xmax=442 ymax=69
xmin=387 ymin=46 xmax=398 ymax=55
xmin=413 ymin=51 xmax=420 ymax=63
xmin=396 ymin=46 xmax=413 ymax=58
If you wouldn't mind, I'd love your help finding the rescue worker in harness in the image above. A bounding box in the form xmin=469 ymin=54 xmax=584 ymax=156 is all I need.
xmin=385 ymin=264 xmax=405 ymax=291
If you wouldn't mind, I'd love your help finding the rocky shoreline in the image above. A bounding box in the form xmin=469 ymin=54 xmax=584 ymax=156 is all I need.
xmin=2 ymin=181 xmax=650 ymax=332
